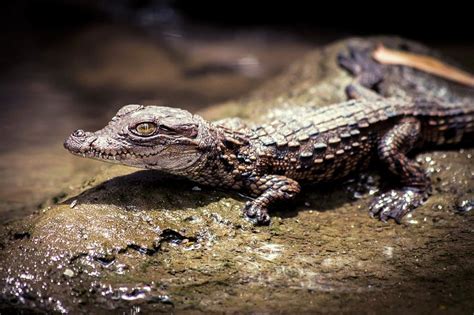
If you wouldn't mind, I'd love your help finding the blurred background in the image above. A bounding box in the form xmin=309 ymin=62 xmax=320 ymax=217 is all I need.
xmin=0 ymin=0 xmax=473 ymax=222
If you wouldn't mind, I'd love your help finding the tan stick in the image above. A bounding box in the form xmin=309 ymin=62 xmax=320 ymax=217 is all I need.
xmin=372 ymin=44 xmax=474 ymax=87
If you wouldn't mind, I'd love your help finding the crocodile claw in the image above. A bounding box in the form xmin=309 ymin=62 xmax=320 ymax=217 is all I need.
xmin=369 ymin=188 xmax=427 ymax=223
xmin=243 ymin=201 xmax=271 ymax=225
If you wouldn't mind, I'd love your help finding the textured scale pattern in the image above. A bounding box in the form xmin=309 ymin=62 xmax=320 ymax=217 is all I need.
xmin=64 ymin=40 xmax=474 ymax=225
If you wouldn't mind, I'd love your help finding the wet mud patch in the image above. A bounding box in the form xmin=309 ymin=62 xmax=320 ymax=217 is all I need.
xmin=1 ymin=151 xmax=473 ymax=313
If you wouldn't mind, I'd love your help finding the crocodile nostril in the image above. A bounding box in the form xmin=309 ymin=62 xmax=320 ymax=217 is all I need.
xmin=73 ymin=129 xmax=85 ymax=137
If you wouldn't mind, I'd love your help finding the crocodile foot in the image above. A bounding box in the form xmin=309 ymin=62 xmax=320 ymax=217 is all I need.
xmin=369 ymin=188 xmax=428 ymax=223
xmin=337 ymin=44 xmax=384 ymax=88
xmin=243 ymin=201 xmax=271 ymax=225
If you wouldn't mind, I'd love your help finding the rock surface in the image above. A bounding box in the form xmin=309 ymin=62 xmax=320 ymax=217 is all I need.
xmin=1 ymin=37 xmax=473 ymax=314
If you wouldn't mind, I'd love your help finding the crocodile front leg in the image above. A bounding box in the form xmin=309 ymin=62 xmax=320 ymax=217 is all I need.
xmin=370 ymin=117 xmax=431 ymax=222
xmin=244 ymin=175 xmax=301 ymax=225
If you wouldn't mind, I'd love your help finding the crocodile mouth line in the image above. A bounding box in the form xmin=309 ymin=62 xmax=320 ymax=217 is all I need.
xmin=72 ymin=147 xmax=163 ymax=160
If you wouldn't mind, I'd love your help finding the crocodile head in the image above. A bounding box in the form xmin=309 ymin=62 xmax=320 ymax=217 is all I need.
xmin=64 ymin=105 xmax=213 ymax=172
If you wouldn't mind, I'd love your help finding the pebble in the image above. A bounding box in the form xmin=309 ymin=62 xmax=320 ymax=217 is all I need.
xmin=63 ymin=268 xmax=75 ymax=277
xmin=456 ymin=199 xmax=473 ymax=213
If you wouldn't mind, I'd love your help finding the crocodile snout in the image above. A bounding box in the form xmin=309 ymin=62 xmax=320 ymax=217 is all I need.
xmin=64 ymin=129 xmax=97 ymax=154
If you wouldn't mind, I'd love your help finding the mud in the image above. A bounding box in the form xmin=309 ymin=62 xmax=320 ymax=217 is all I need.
xmin=1 ymin=37 xmax=473 ymax=314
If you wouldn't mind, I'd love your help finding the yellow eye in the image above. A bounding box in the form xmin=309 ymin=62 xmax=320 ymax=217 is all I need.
xmin=135 ymin=122 xmax=157 ymax=136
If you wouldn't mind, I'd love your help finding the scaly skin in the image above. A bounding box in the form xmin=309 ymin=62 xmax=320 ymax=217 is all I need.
xmin=64 ymin=41 xmax=474 ymax=225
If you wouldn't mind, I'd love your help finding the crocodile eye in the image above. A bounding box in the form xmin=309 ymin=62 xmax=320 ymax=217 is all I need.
xmin=134 ymin=122 xmax=157 ymax=136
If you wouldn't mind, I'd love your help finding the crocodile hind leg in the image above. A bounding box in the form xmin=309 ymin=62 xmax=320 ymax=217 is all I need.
xmin=243 ymin=175 xmax=301 ymax=225
xmin=370 ymin=117 xmax=431 ymax=223
xmin=337 ymin=45 xmax=385 ymax=89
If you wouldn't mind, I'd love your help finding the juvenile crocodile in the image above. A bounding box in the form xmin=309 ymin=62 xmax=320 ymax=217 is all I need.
xmin=64 ymin=40 xmax=474 ymax=225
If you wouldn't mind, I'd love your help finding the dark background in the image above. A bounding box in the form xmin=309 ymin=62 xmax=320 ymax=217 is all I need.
xmin=2 ymin=1 xmax=473 ymax=39
xmin=1 ymin=0 xmax=473 ymax=65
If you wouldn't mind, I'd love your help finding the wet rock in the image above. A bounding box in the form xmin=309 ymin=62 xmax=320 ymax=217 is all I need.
xmin=1 ymin=37 xmax=474 ymax=314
